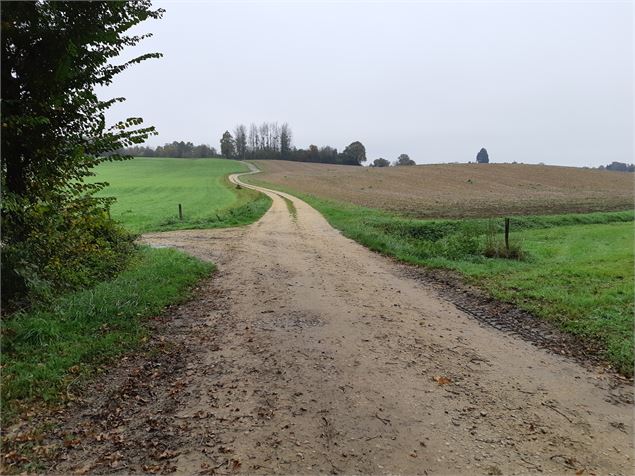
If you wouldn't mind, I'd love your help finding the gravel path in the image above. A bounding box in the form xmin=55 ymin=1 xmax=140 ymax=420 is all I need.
xmin=42 ymin=169 xmax=633 ymax=475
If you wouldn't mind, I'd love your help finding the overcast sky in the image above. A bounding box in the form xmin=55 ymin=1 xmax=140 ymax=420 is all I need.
xmin=102 ymin=1 xmax=633 ymax=166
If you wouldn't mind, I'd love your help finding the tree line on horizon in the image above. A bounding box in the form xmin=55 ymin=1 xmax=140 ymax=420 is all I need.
xmin=120 ymin=141 xmax=220 ymax=158
xmin=598 ymin=162 xmax=634 ymax=173
xmin=370 ymin=154 xmax=416 ymax=167
xmin=118 ymin=140 xmax=634 ymax=173
xmin=221 ymin=122 xmax=368 ymax=166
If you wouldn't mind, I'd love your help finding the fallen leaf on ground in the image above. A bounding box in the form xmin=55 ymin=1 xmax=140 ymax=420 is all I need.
xmin=158 ymin=450 xmax=180 ymax=460
xmin=142 ymin=464 xmax=162 ymax=473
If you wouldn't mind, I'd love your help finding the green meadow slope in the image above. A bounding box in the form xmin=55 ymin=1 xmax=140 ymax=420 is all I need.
xmin=95 ymin=157 xmax=270 ymax=233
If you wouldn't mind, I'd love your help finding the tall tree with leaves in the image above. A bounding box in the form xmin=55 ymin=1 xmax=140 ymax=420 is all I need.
xmin=220 ymin=131 xmax=236 ymax=159
xmin=476 ymin=148 xmax=489 ymax=163
xmin=1 ymin=1 xmax=163 ymax=307
xmin=340 ymin=141 xmax=367 ymax=165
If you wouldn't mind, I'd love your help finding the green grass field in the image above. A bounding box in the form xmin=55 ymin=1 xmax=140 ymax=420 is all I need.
xmin=95 ymin=157 xmax=270 ymax=233
xmin=246 ymin=177 xmax=634 ymax=374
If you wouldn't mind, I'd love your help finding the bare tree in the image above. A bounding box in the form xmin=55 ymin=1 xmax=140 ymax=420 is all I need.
xmin=234 ymin=124 xmax=247 ymax=160
xmin=280 ymin=123 xmax=292 ymax=158
xmin=259 ymin=122 xmax=269 ymax=151
xmin=270 ymin=122 xmax=280 ymax=152
xmin=248 ymin=123 xmax=258 ymax=152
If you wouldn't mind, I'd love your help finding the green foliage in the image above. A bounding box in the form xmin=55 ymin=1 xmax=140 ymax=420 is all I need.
xmin=600 ymin=162 xmax=635 ymax=172
xmin=371 ymin=158 xmax=391 ymax=167
xmin=439 ymin=222 xmax=483 ymax=260
xmin=220 ymin=131 xmax=236 ymax=159
xmin=394 ymin=154 xmax=416 ymax=166
xmin=1 ymin=1 xmax=163 ymax=308
xmin=476 ymin=147 xmax=489 ymax=163
xmin=93 ymin=158 xmax=271 ymax=233
xmin=122 ymin=141 xmax=220 ymax=158
xmin=483 ymin=220 xmax=525 ymax=259
xmin=1 ymin=246 xmax=212 ymax=419
xmin=2 ymin=198 xmax=135 ymax=309
xmin=340 ymin=141 xmax=367 ymax=165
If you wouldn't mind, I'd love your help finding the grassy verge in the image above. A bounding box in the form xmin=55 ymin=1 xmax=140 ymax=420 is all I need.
xmin=246 ymin=177 xmax=634 ymax=374
xmin=1 ymin=246 xmax=213 ymax=422
xmin=277 ymin=193 xmax=297 ymax=220
xmin=94 ymin=158 xmax=271 ymax=233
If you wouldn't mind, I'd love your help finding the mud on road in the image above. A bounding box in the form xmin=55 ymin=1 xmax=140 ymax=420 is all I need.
xmin=8 ymin=171 xmax=633 ymax=475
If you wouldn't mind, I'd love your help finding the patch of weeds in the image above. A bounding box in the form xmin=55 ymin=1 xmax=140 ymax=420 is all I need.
xmin=483 ymin=220 xmax=526 ymax=260
xmin=278 ymin=194 xmax=297 ymax=221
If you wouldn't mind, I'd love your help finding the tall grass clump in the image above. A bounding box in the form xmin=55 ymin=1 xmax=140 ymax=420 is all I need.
xmin=483 ymin=220 xmax=525 ymax=260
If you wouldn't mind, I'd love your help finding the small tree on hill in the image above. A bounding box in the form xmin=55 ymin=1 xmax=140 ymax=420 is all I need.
xmin=371 ymin=158 xmax=391 ymax=167
xmin=476 ymin=148 xmax=489 ymax=163
xmin=220 ymin=131 xmax=236 ymax=159
xmin=394 ymin=154 xmax=415 ymax=166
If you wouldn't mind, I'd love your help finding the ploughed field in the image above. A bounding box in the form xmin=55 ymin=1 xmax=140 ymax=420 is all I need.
xmin=251 ymin=160 xmax=634 ymax=218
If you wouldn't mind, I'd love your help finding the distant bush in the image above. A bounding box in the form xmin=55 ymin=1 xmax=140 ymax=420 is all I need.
xmin=599 ymin=162 xmax=634 ymax=173
xmin=394 ymin=154 xmax=416 ymax=166
xmin=371 ymin=158 xmax=391 ymax=167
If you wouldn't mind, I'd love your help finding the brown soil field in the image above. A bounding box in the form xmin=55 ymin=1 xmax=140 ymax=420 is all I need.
xmin=251 ymin=160 xmax=634 ymax=218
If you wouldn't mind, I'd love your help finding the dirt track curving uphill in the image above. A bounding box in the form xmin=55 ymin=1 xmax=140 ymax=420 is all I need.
xmin=41 ymin=168 xmax=632 ymax=474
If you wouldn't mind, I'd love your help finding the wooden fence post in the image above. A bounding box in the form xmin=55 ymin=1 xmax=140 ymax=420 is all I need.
xmin=504 ymin=218 xmax=510 ymax=252
xmin=178 ymin=204 xmax=183 ymax=221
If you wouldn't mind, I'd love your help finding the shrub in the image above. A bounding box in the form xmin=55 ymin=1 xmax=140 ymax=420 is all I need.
xmin=438 ymin=223 xmax=484 ymax=260
xmin=1 ymin=195 xmax=135 ymax=311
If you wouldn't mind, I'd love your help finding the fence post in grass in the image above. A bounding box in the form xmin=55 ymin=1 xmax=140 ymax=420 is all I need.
xmin=504 ymin=217 xmax=510 ymax=252
xmin=178 ymin=203 xmax=183 ymax=221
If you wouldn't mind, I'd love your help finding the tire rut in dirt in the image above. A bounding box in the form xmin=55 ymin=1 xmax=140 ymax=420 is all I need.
xmin=401 ymin=265 xmax=633 ymax=405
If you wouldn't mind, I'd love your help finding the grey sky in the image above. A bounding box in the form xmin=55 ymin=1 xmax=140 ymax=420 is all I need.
xmin=103 ymin=1 xmax=633 ymax=166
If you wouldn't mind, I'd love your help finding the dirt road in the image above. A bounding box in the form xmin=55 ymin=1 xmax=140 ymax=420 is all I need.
xmin=47 ymin=170 xmax=632 ymax=474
